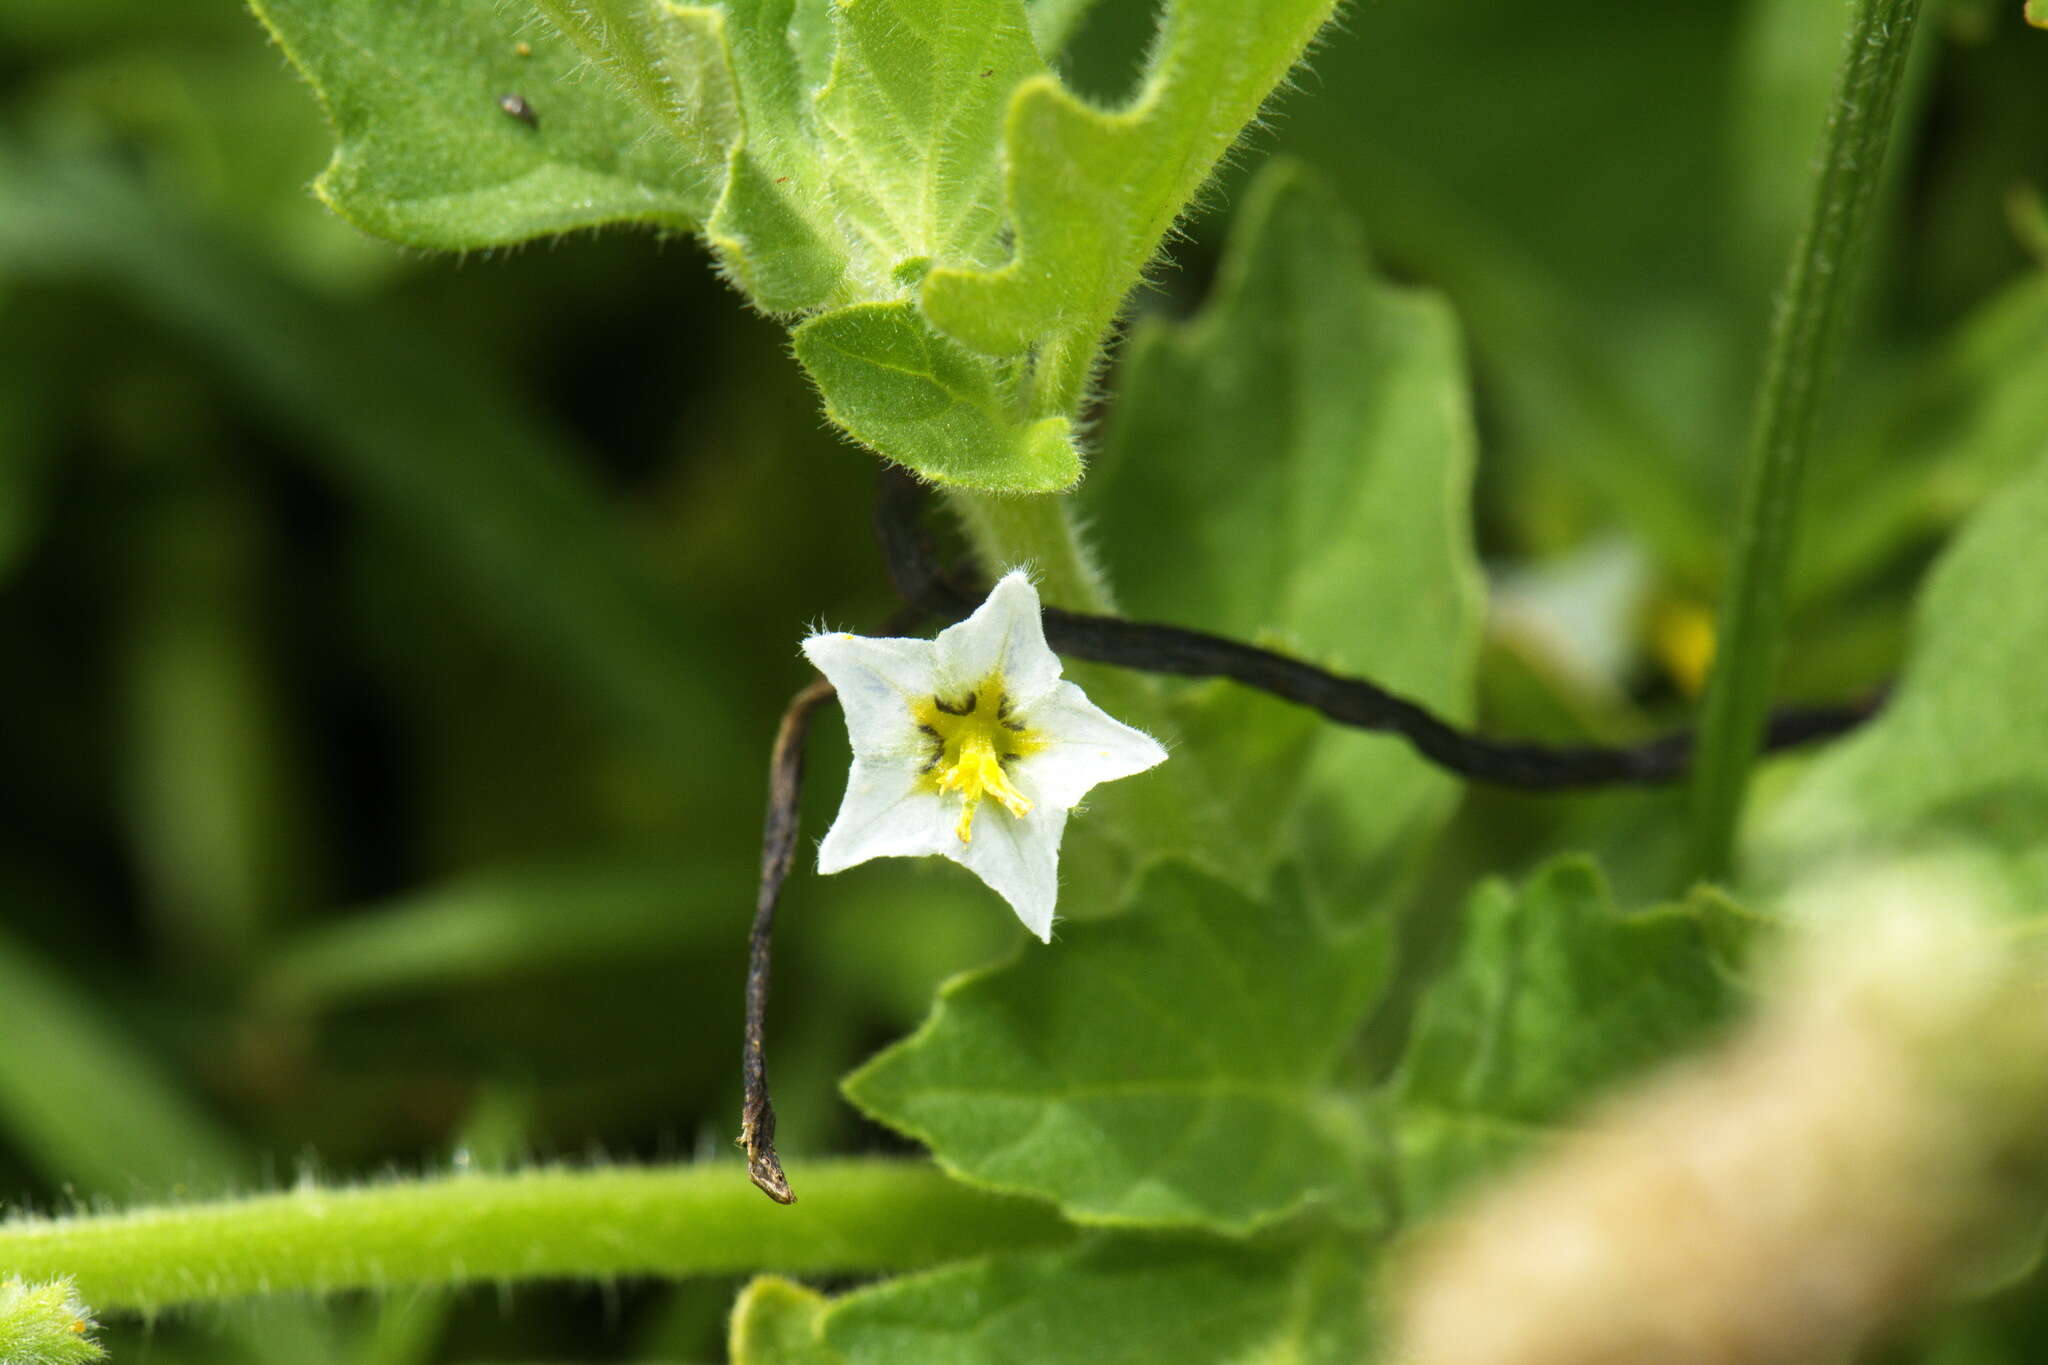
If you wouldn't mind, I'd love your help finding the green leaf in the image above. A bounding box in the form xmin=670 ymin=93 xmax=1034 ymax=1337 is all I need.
xmin=534 ymin=0 xmax=845 ymax=311
xmin=249 ymin=0 xmax=1334 ymax=488
xmin=793 ymin=303 xmax=1078 ymax=490
xmin=0 ymin=922 xmax=246 ymax=1194
xmin=1024 ymin=0 xmax=1101 ymax=56
xmin=710 ymin=0 xmax=1077 ymax=472
xmin=812 ymin=0 xmax=1043 ymax=276
xmin=1089 ymin=161 xmax=1484 ymax=890
xmin=1755 ymin=445 xmax=2048 ymax=908
xmin=1798 ymin=270 xmax=2048 ymax=605
xmin=1392 ymin=856 xmax=1738 ymax=1215
xmin=921 ymin=0 xmax=1337 ymax=375
xmin=731 ymin=1278 xmax=841 ymax=1365
xmin=526 ymin=0 xmax=741 ymax=191
xmin=257 ymin=856 xmax=750 ymax=1011
xmin=0 ymin=149 xmax=752 ymax=792
xmin=844 ymin=860 xmax=1392 ymax=1234
xmin=732 ymin=1234 xmax=1374 ymax=1365
xmin=122 ymin=478 xmax=315 ymax=973
xmin=249 ymin=0 xmax=724 ymax=246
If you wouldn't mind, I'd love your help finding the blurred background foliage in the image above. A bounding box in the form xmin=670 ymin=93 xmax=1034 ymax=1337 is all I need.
xmin=0 ymin=0 xmax=2042 ymax=1359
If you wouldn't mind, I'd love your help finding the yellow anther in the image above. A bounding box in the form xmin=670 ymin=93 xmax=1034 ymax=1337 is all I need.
xmin=937 ymin=732 xmax=1034 ymax=842
xmin=913 ymin=675 xmax=1044 ymax=842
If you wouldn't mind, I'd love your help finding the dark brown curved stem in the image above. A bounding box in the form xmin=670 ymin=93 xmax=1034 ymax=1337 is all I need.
xmin=740 ymin=675 xmax=837 ymax=1205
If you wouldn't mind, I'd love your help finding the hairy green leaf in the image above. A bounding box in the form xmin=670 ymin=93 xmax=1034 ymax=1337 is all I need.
xmin=1756 ymin=446 xmax=2048 ymax=907
xmin=844 ymin=860 xmax=1391 ymax=1234
xmin=813 ymin=0 xmax=1041 ymax=277
xmin=793 ymin=303 xmax=1078 ymax=490
xmin=706 ymin=0 xmax=1075 ymax=474
xmin=1392 ymin=856 xmax=1739 ymax=1214
xmin=921 ymin=0 xmax=1336 ymax=381
xmin=1091 ymin=161 xmax=1483 ymax=891
xmin=248 ymin=0 xmax=1334 ymax=488
xmin=732 ymin=1234 xmax=1373 ymax=1365
xmin=669 ymin=0 xmax=848 ymax=310
xmin=526 ymin=0 xmax=741 ymax=191
xmin=249 ymin=0 xmax=721 ymax=246
xmin=1024 ymin=0 xmax=1101 ymax=56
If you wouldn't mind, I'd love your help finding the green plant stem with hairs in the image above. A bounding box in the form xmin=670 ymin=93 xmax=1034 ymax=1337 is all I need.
xmin=1689 ymin=0 xmax=1926 ymax=879
xmin=943 ymin=487 xmax=1113 ymax=612
xmin=0 ymin=1161 xmax=1072 ymax=1314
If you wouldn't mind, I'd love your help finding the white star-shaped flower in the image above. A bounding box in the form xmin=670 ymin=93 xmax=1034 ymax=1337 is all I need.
xmin=801 ymin=571 xmax=1168 ymax=941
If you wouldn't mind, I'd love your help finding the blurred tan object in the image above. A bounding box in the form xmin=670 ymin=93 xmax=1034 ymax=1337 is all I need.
xmin=1390 ymin=863 xmax=2048 ymax=1365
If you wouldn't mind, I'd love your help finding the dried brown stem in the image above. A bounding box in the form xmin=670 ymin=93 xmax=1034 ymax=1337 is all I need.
xmin=739 ymin=676 xmax=837 ymax=1205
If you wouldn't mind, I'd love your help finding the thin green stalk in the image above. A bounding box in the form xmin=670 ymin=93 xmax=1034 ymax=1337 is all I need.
xmin=943 ymin=488 xmax=1113 ymax=612
xmin=1690 ymin=0 xmax=1925 ymax=879
xmin=0 ymin=1160 xmax=1072 ymax=1314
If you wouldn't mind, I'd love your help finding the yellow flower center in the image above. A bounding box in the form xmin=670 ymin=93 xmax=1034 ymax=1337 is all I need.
xmin=912 ymin=676 xmax=1045 ymax=843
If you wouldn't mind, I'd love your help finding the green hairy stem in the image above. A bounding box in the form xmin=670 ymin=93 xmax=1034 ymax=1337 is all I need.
xmin=943 ymin=488 xmax=1114 ymax=613
xmin=0 ymin=1161 xmax=1072 ymax=1314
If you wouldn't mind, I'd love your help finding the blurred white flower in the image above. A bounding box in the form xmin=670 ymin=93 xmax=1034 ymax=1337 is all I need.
xmin=802 ymin=571 xmax=1166 ymax=941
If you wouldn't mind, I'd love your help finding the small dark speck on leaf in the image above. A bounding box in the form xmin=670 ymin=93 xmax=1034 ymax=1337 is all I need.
xmin=498 ymin=93 xmax=538 ymax=127
xmin=775 ymin=175 xmax=789 ymax=183
xmin=980 ymin=68 xmax=993 ymax=77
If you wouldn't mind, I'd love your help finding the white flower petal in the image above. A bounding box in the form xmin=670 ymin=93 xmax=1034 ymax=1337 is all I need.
xmin=933 ymin=570 xmax=1063 ymax=706
xmin=947 ymin=803 xmax=1068 ymax=942
xmin=816 ymin=758 xmax=955 ymax=873
xmin=804 ymin=573 xmax=1166 ymax=943
xmin=802 ymin=632 xmax=938 ymax=758
xmin=1012 ymin=681 xmax=1169 ymax=809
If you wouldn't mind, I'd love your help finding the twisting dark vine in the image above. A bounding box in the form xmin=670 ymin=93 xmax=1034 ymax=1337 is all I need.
xmin=875 ymin=468 xmax=1880 ymax=788
xmin=741 ymin=469 xmax=1884 ymax=1202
